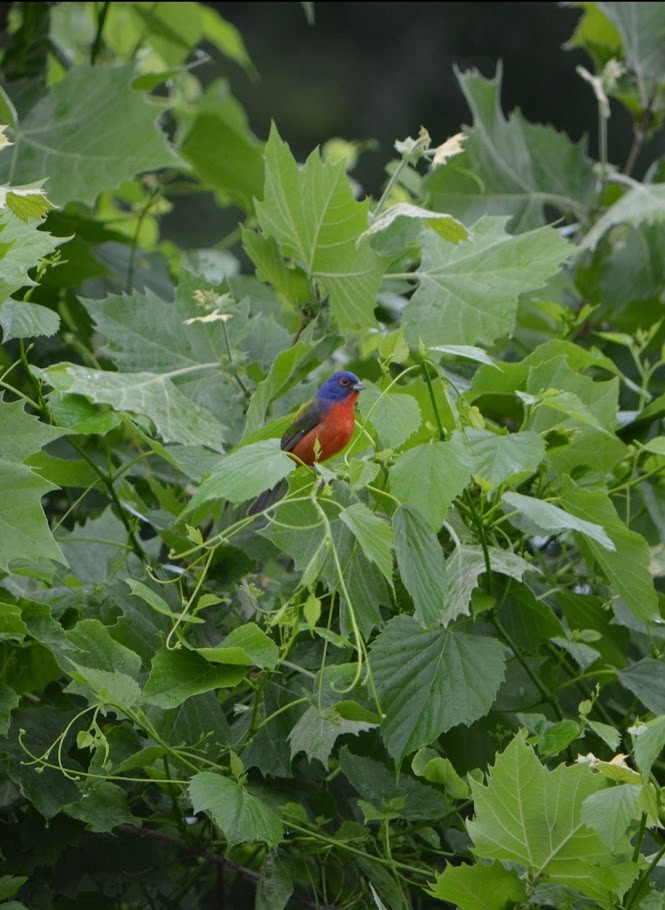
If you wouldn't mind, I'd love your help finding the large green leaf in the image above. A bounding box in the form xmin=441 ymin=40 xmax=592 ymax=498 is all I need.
xmin=598 ymin=2 xmax=665 ymax=96
xmin=143 ymin=649 xmax=246 ymax=708
xmin=339 ymin=502 xmax=393 ymax=585
xmin=255 ymin=124 xmax=385 ymax=328
xmin=463 ymin=429 xmax=545 ymax=487
xmin=0 ymin=299 xmax=59 ymax=341
xmin=425 ymin=67 xmax=595 ymax=231
xmin=467 ymin=733 xmax=638 ymax=901
xmin=37 ymin=362 xmax=226 ymax=450
xmin=0 ymin=401 xmax=65 ymax=572
xmin=179 ymin=79 xmax=264 ymax=212
xmin=427 ymin=861 xmax=528 ymax=910
xmin=357 ymin=383 xmax=422 ymax=450
xmin=559 ymin=477 xmax=659 ymax=622
xmin=404 ymin=216 xmax=570 ymax=347
xmin=184 ymin=440 xmax=295 ymax=512
xmin=582 ymin=183 xmax=665 ymax=250
xmin=393 ymin=505 xmax=448 ymax=628
xmin=0 ymin=64 xmax=180 ymax=205
xmin=287 ymin=704 xmax=377 ymax=766
xmin=443 ymin=545 xmax=537 ymax=626
xmin=389 ymin=437 xmax=471 ymax=529
xmin=189 ymin=772 xmax=283 ymax=846
xmin=370 ymin=616 xmax=506 ymax=762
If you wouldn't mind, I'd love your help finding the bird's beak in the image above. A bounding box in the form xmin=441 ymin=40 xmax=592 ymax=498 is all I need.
xmin=352 ymin=380 xmax=365 ymax=391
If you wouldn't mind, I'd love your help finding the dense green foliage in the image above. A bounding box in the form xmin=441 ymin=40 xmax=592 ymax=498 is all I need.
xmin=1 ymin=3 xmax=665 ymax=908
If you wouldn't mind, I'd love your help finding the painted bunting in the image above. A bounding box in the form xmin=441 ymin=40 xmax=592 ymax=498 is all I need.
xmin=248 ymin=370 xmax=365 ymax=515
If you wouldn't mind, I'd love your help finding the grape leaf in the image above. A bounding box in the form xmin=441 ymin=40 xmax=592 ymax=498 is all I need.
xmin=370 ymin=616 xmax=506 ymax=762
xmin=255 ymin=124 xmax=386 ymax=328
xmin=404 ymin=216 xmax=571 ymax=347
xmin=189 ymin=772 xmax=283 ymax=846
xmin=0 ymin=64 xmax=180 ymax=205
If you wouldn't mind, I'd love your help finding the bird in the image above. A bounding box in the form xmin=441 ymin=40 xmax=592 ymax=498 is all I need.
xmin=247 ymin=370 xmax=365 ymax=515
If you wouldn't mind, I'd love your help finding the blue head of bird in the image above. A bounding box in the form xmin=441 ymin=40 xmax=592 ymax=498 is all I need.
xmin=317 ymin=371 xmax=365 ymax=402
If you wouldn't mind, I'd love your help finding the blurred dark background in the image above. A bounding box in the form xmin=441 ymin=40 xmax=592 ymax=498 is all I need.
xmin=205 ymin=1 xmax=635 ymax=196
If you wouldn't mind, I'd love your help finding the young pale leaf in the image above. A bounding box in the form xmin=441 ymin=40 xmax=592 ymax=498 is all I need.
xmin=0 ymin=64 xmax=180 ymax=205
xmin=339 ymin=502 xmax=393 ymax=584
xmin=39 ymin=363 xmax=226 ymax=451
xmin=255 ymin=124 xmax=385 ymax=329
xmin=581 ymin=785 xmax=642 ymax=852
xmin=143 ymin=649 xmax=246 ymax=708
xmin=463 ymin=429 xmax=545 ymax=487
xmin=68 ymin=666 xmax=142 ymax=711
xmin=430 ymin=344 xmax=499 ymax=368
xmin=404 ymin=216 xmax=570 ymax=347
xmin=370 ymin=616 xmax=505 ymax=762
xmin=468 ymin=733 xmax=638 ymax=901
xmin=185 ymin=440 xmax=295 ymax=513
xmin=559 ymin=477 xmax=659 ymax=622
xmin=427 ymin=860 xmax=528 ymax=910
xmin=189 ymin=772 xmax=283 ymax=846
xmin=360 ymin=202 xmax=469 ymax=244
xmin=393 ymin=505 xmax=448 ymax=628
xmin=0 ymin=210 xmax=64 ymax=302
xmin=503 ymin=492 xmax=615 ymax=550
xmin=358 ymin=383 xmax=422 ymax=450
xmin=389 ymin=439 xmax=471 ymax=530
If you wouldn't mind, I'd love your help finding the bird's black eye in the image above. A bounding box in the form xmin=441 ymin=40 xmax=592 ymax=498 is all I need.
xmin=340 ymin=377 xmax=350 ymax=386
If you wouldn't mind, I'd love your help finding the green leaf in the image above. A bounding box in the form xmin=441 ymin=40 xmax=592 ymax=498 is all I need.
xmin=288 ymin=704 xmax=378 ymax=766
xmin=143 ymin=648 xmax=246 ymax=708
xmin=427 ymin=861 xmax=528 ymax=910
xmin=404 ymin=216 xmax=570 ymax=347
xmin=444 ymin=545 xmax=537 ymax=626
xmin=559 ymin=477 xmax=659 ymax=622
xmin=393 ymin=505 xmax=448 ymax=628
xmin=0 ymin=299 xmax=59 ymax=341
xmin=0 ymin=681 xmax=19 ymax=735
xmin=185 ymin=440 xmax=295 ymax=512
xmin=389 ymin=438 xmax=471 ymax=529
xmin=255 ymin=124 xmax=385 ymax=329
xmin=468 ymin=733 xmax=638 ymax=901
xmin=189 ymin=772 xmax=283 ymax=846
xmin=619 ymin=659 xmax=665 ymax=714
xmin=197 ymin=622 xmax=279 ymax=669
xmin=38 ymin=362 xmax=226 ymax=451
xmin=370 ymin=616 xmax=505 ymax=762
xmin=0 ymin=875 xmax=28 ymax=902
xmin=0 ymin=398 xmax=63 ymax=461
xmin=464 ymin=429 xmax=545 ymax=487
xmin=425 ymin=67 xmax=595 ymax=231
xmin=339 ymin=502 xmax=393 ymax=584
xmin=63 ymin=782 xmax=135 ymax=833
xmin=68 ymin=666 xmax=142 ymax=710
xmin=631 ymin=715 xmax=665 ymax=780
xmin=599 ymin=2 xmax=665 ymax=92
xmin=0 ymin=461 xmax=64 ymax=572
xmin=581 ymin=785 xmax=643 ymax=852
xmin=503 ymin=492 xmax=616 ymax=550
xmin=255 ymin=852 xmax=293 ymax=910
xmin=338 ymin=747 xmax=448 ymax=820
xmin=357 ymin=383 xmax=422 ymax=449
xmin=179 ymin=79 xmax=264 ymax=212
xmin=0 ymin=64 xmax=180 ymax=205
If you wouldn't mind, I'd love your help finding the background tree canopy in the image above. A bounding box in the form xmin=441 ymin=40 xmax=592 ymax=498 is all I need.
xmin=1 ymin=2 xmax=665 ymax=909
